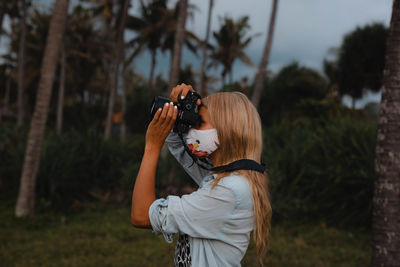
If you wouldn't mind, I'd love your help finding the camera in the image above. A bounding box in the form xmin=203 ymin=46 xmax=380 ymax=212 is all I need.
xmin=150 ymin=92 xmax=201 ymax=134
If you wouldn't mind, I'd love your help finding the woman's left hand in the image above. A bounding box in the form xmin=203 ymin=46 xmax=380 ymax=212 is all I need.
xmin=145 ymin=101 xmax=178 ymax=150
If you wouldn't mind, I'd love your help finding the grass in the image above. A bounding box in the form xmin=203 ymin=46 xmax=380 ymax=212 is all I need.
xmin=0 ymin=201 xmax=371 ymax=267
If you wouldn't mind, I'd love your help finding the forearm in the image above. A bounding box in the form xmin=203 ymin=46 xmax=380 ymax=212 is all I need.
xmin=131 ymin=145 xmax=161 ymax=227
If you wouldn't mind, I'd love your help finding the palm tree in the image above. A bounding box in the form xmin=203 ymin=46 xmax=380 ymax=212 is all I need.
xmin=199 ymin=0 xmax=214 ymax=96
xmin=372 ymin=0 xmax=400 ymax=265
xmin=251 ymin=0 xmax=278 ymax=109
xmin=105 ymin=0 xmax=130 ymax=140
xmin=56 ymin=43 xmax=66 ymax=133
xmin=126 ymin=0 xmax=170 ymax=93
xmin=15 ymin=0 xmax=69 ymax=217
xmin=168 ymin=0 xmax=188 ymax=89
xmin=209 ymin=16 xmax=254 ymax=86
xmin=17 ymin=0 xmax=28 ymax=126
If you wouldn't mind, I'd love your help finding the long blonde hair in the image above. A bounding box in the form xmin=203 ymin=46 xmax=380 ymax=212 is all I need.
xmin=203 ymin=92 xmax=272 ymax=264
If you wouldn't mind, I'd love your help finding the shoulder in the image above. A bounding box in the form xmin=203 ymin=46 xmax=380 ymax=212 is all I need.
xmin=214 ymin=173 xmax=253 ymax=210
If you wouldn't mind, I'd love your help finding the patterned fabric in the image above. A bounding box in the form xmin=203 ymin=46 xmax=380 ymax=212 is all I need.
xmin=174 ymin=234 xmax=191 ymax=267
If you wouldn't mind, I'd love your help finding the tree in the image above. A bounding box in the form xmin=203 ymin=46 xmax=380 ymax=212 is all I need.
xmin=334 ymin=23 xmax=388 ymax=108
xmin=56 ymin=43 xmax=66 ymax=133
xmin=17 ymin=0 xmax=29 ymax=126
xmin=168 ymin=0 xmax=188 ymax=90
xmin=372 ymin=0 xmax=400 ymax=265
xmin=118 ymin=0 xmax=130 ymax=141
xmin=126 ymin=0 xmax=170 ymax=92
xmin=104 ymin=0 xmax=130 ymax=140
xmin=251 ymin=0 xmax=278 ymax=109
xmin=259 ymin=62 xmax=328 ymax=125
xmin=199 ymin=0 xmax=213 ymax=96
xmin=15 ymin=0 xmax=69 ymax=217
xmin=209 ymin=16 xmax=254 ymax=86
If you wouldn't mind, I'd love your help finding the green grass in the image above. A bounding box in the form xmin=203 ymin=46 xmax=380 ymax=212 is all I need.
xmin=0 ymin=202 xmax=371 ymax=267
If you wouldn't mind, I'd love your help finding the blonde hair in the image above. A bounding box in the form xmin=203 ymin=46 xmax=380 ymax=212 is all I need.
xmin=203 ymin=92 xmax=272 ymax=265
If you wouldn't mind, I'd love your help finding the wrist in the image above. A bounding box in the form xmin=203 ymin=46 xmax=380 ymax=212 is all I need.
xmin=144 ymin=143 xmax=162 ymax=153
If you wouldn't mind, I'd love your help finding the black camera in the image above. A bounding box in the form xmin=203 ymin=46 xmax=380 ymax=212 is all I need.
xmin=150 ymin=92 xmax=201 ymax=134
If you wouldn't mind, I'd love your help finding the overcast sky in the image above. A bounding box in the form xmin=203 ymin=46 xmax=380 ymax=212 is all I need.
xmin=130 ymin=0 xmax=392 ymax=76
xmin=2 ymin=0 xmax=394 ymax=107
xmin=131 ymin=0 xmax=393 ymax=106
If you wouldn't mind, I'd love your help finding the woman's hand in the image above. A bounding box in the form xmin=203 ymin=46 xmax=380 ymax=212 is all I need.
xmin=170 ymin=83 xmax=201 ymax=105
xmin=145 ymin=101 xmax=178 ymax=150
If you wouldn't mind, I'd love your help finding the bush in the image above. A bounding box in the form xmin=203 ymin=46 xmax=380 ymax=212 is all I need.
xmin=0 ymin=123 xmax=28 ymax=199
xmin=265 ymin=110 xmax=376 ymax=228
xmin=36 ymin=129 xmax=143 ymax=208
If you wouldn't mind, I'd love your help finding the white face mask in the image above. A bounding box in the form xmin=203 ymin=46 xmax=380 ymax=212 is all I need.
xmin=185 ymin=128 xmax=219 ymax=158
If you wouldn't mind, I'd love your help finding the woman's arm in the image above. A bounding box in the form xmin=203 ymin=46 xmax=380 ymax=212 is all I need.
xmin=131 ymin=102 xmax=178 ymax=227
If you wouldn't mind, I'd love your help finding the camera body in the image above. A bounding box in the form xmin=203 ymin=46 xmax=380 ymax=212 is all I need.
xmin=150 ymin=92 xmax=201 ymax=134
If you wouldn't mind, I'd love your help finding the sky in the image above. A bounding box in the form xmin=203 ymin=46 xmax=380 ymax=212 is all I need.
xmin=131 ymin=0 xmax=393 ymax=107
xmin=1 ymin=0 xmax=394 ymax=107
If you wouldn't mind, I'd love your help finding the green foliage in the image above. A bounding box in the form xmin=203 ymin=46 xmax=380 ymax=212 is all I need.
xmin=209 ymin=15 xmax=254 ymax=83
xmin=326 ymin=23 xmax=388 ymax=102
xmin=126 ymin=87 xmax=152 ymax=135
xmin=0 ymin=123 xmax=28 ymax=199
xmin=48 ymin=102 xmax=106 ymax=133
xmin=36 ymin=129 xmax=143 ymax=208
xmin=0 ymin=123 xmax=144 ymax=208
xmin=259 ymin=62 xmax=328 ymax=125
xmin=264 ymin=103 xmax=376 ymax=227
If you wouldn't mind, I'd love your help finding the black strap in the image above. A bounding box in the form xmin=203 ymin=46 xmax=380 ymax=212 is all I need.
xmin=211 ymin=159 xmax=265 ymax=173
xmin=177 ymin=132 xmax=265 ymax=174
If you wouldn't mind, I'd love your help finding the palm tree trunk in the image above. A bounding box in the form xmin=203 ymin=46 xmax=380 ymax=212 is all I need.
xmin=149 ymin=49 xmax=156 ymax=94
xmin=118 ymin=0 xmax=129 ymax=141
xmin=251 ymin=0 xmax=278 ymax=109
xmin=105 ymin=0 xmax=129 ymax=140
xmin=199 ymin=0 xmax=213 ymax=97
xmin=372 ymin=0 xmax=400 ymax=265
xmin=168 ymin=0 xmax=188 ymax=90
xmin=17 ymin=0 xmax=27 ymax=126
xmin=120 ymin=69 xmax=127 ymax=141
xmin=104 ymin=61 xmax=117 ymax=139
xmin=56 ymin=44 xmax=66 ymax=133
xmin=15 ymin=0 xmax=69 ymax=218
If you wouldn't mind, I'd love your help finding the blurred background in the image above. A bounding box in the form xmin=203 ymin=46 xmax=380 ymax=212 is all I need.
xmin=0 ymin=0 xmax=393 ymax=266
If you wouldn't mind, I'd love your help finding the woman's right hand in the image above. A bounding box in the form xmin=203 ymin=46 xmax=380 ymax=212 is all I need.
xmin=170 ymin=83 xmax=201 ymax=105
xmin=145 ymin=102 xmax=178 ymax=150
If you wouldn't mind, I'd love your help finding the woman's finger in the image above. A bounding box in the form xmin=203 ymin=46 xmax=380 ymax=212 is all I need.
xmin=168 ymin=104 xmax=178 ymax=128
xmin=170 ymin=86 xmax=178 ymax=102
xmin=153 ymin=108 xmax=162 ymax=122
xmin=162 ymin=102 xmax=175 ymax=126
xmin=159 ymin=102 xmax=169 ymax=121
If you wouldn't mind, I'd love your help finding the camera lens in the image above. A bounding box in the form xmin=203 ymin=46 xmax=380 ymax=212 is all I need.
xmin=185 ymin=103 xmax=192 ymax=110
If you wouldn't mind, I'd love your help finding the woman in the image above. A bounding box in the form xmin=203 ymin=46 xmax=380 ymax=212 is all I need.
xmin=131 ymin=84 xmax=272 ymax=266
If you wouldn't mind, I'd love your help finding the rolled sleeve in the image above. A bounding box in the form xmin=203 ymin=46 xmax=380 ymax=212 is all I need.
xmin=149 ymin=198 xmax=174 ymax=243
xmin=148 ymin=183 xmax=236 ymax=242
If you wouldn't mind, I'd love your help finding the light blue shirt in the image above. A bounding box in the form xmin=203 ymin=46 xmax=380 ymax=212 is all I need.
xmin=149 ymin=132 xmax=254 ymax=267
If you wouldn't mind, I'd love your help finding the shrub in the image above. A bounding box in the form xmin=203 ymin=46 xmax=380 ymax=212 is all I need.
xmin=265 ymin=112 xmax=376 ymax=228
xmin=36 ymin=129 xmax=143 ymax=208
xmin=0 ymin=123 xmax=28 ymax=199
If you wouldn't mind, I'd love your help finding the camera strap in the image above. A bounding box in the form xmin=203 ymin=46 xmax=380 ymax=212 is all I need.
xmin=177 ymin=132 xmax=265 ymax=174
